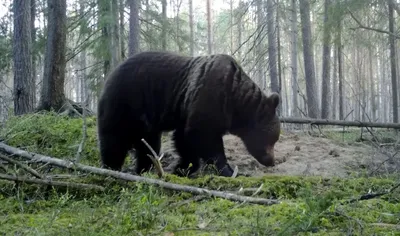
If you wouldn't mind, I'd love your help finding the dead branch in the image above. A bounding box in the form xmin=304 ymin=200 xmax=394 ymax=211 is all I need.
xmin=0 ymin=173 xmax=105 ymax=192
xmin=280 ymin=117 xmax=400 ymax=129
xmin=369 ymin=223 xmax=400 ymax=230
xmin=75 ymin=97 xmax=88 ymax=163
xmin=0 ymin=142 xmax=280 ymax=206
xmin=141 ymin=138 xmax=165 ymax=178
xmin=343 ymin=182 xmax=400 ymax=204
xmin=0 ymin=153 xmax=43 ymax=179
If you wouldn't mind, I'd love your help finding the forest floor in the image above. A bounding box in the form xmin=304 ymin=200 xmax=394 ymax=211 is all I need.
xmin=160 ymin=129 xmax=400 ymax=178
xmin=0 ymin=113 xmax=399 ymax=235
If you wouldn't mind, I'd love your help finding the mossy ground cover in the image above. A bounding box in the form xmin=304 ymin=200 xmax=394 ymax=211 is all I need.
xmin=0 ymin=113 xmax=399 ymax=235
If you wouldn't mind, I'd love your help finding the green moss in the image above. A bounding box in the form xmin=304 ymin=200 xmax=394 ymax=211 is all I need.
xmin=0 ymin=112 xmax=99 ymax=166
xmin=1 ymin=113 xmax=399 ymax=235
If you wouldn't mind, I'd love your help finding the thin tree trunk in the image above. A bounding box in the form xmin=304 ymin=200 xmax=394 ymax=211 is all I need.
xmin=13 ymin=0 xmax=35 ymax=115
xmin=206 ymin=0 xmax=213 ymax=54
xmin=119 ymin=0 xmax=126 ymax=60
xmin=332 ymin=43 xmax=338 ymax=119
xmin=129 ymin=0 xmax=140 ymax=56
xmin=299 ymin=0 xmax=319 ymax=118
xmin=189 ymin=0 xmax=194 ymax=56
xmin=31 ymin=0 xmax=37 ymax=106
xmin=337 ymin=17 xmax=344 ymax=120
xmin=290 ymin=0 xmax=299 ymax=117
xmin=320 ymin=0 xmax=331 ymax=119
xmin=266 ymin=0 xmax=279 ymax=93
xmin=388 ymin=0 xmax=398 ymax=123
xmin=255 ymin=0 xmax=264 ymax=89
xmin=110 ymin=0 xmax=120 ymax=68
xmin=161 ymin=0 xmax=167 ymax=50
xmin=369 ymin=48 xmax=376 ymax=121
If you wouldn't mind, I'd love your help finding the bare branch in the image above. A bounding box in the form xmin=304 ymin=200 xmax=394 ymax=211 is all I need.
xmin=347 ymin=9 xmax=400 ymax=39
xmin=0 ymin=153 xmax=43 ymax=179
xmin=0 ymin=173 xmax=105 ymax=192
xmin=0 ymin=142 xmax=280 ymax=206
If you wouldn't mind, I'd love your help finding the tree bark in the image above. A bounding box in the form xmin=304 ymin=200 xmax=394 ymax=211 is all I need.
xmin=119 ymin=0 xmax=126 ymax=60
xmin=206 ymin=0 xmax=213 ymax=54
xmin=255 ymin=0 xmax=265 ymax=89
xmin=161 ymin=0 xmax=167 ymax=50
xmin=290 ymin=0 xmax=299 ymax=117
xmin=37 ymin=0 xmax=67 ymax=112
xmin=299 ymin=0 xmax=319 ymax=118
xmin=320 ymin=0 xmax=331 ymax=119
xmin=332 ymin=42 xmax=338 ymax=119
xmin=129 ymin=0 xmax=140 ymax=56
xmin=31 ymin=0 xmax=37 ymax=106
xmin=266 ymin=0 xmax=279 ymax=93
xmin=337 ymin=13 xmax=344 ymax=120
xmin=13 ymin=0 xmax=35 ymax=115
xmin=189 ymin=0 xmax=194 ymax=56
xmin=388 ymin=0 xmax=398 ymax=123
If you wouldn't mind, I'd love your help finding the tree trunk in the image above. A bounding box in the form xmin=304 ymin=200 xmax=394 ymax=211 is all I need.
xmin=320 ymin=0 xmax=331 ymax=119
xmin=37 ymin=0 xmax=67 ymax=112
xmin=276 ymin=0 xmax=283 ymax=115
xmin=255 ymin=0 xmax=264 ymax=89
xmin=337 ymin=15 xmax=344 ymax=120
xmin=290 ymin=0 xmax=299 ymax=117
xmin=119 ymin=0 xmax=126 ymax=60
xmin=236 ymin=1 xmax=244 ymax=61
xmin=110 ymin=0 xmax=120 ymax=69
xmin=31 ymin=0 xmax=37 ymax=106
xmin=266 ymin=0 xmax=279 ymax=93
xmin=189 ymin=0 xmax=194 ymax=56
xmin=388 ymin=0 xmax=398 ymax=123
xmin=206 ymin=0 xmax=213 ymax=54
xmin=13 ymin=0 xmax=35 ymax=115
xmin=161 ymin=0 xmax=167 ymax=50
xmin=369 ymin=48 xmax=376 ymax=121
xmin=332 ymin=42 xmax=338 ymax=119
xmin=129 ymin=0 xmax=140 ymax=56
xmin=299 ymin=0 xmax=319 ymax=118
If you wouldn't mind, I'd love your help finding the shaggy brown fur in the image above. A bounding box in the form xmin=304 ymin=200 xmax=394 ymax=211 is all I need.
xmin=97 ymin=51 xmax=281 ymax=177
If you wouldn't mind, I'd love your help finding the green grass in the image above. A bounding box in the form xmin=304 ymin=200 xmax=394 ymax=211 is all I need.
xmin=0 ymin=113 xmax=399 ymax=235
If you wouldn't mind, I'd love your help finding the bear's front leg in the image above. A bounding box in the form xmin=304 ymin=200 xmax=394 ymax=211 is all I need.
xmin=175 ymin=127 xmax=234 ymax=177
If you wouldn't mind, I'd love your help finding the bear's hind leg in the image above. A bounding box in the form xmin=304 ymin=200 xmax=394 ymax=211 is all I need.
xmin=99 ymin=132 xmax=132 ymax=171
xmin=200 ymin=136 xmax=234 ymax=177
xmin=133 ymin=132 xmax=162 ymax=175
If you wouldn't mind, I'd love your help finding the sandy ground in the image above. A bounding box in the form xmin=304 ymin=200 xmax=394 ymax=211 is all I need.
xmin=157 ymin=131 xmax=400 ymax=178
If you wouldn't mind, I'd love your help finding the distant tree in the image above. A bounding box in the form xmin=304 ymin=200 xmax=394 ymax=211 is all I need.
xmin=206 ymin=0 xmax=213 ymax=54
xmin=189 ymin=0 xmax=194 ymax=56
xmin=388 ymin=0 xmax=398 ymax=123
xmin=129 ymin=0 xmax=140 ymax=56
xmin=266 ymin=0 xmax=279 ymax=93
xmin=321 ymin=0 xmax=332 ymax=119
xmin=290 ymin=0 xmax=299 ymax=117
xmin=299 ymin=0 xmax=319 ymax=118
xmin=37 ymin=0 xmax=67 ymax=112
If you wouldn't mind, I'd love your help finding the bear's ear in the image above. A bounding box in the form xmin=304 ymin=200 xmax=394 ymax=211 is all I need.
xmin=267 ymin=92 xmax=280 ymax=109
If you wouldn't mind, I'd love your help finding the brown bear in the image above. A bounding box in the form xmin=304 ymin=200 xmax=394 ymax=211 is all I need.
xmin=97 ymin=51 xmax=281 ymax=177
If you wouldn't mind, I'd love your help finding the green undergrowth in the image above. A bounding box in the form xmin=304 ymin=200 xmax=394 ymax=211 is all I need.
xmin=0 ymin=113 xmax=399 ymax=235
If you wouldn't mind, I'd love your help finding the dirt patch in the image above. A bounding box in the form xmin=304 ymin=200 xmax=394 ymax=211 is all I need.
xmin=159 ymin=132 xmax=399 ymax=178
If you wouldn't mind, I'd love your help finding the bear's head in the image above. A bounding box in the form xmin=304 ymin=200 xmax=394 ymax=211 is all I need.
xmin=239 ymin=92 xmax=281 ymax=167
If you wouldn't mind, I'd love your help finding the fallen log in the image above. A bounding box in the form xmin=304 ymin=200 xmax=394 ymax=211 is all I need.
xmin=0 ymin=142 xmax=280 ymax=206
xmin=280 ymin=117 xmax=400 ymax=129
